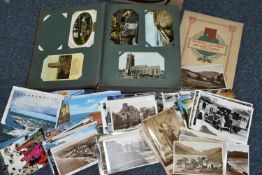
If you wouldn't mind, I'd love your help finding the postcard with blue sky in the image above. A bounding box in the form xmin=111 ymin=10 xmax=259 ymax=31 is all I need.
xmin=63 ymin=91 xmax=121 ymax=126
xmin=1 ymin=86 xmax=63 ymax=132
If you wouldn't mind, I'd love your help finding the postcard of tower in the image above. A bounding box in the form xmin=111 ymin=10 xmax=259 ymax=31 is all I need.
xmin=190 ymin=90 xmax=253 ymax=145
xmin=101 ymin=129 xmax=159 ymax=174
xmin=173 ymin=141 xmax=225 ymax=175
xmin=180 ymin=10 xmax=243 ymax=89
xmin=1 ymin=86 xmax=63 ymax=132
xmin=107 ymin=95 xmax=158 ymax=132
xmin=142 ymin=108 xmax=185 ymax=175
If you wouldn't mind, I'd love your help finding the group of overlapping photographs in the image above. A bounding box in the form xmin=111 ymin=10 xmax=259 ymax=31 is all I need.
xmin=0 ymin=85 xmax=252 ymax=175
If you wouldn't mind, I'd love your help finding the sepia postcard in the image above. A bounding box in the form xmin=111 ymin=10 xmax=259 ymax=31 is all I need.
xmin=41 ymin=53 xmax=84 ymax=82
xmin=108 ymin=95 xmax=158 ymax=131
xmin=191 ymin=91 xmax=253 ymax=144
xmin=68 ymin=10 xmax=97 ymax=48
xmin=51 ymin=131 xmax=98 ymax=175
xmin=181 ymin=64 xmax=227 ymax=90
xmin=226 ymin=143 xmax=249 ymax=175
xmin=0 ymin=129 xmax=47 ymax=175
xmin=173 ymin=141 xmax=224 ymax=175
xmin=58 ymin=91 xmax=121 ymax=127
xmin=102 ymin=129 xmax=158 ymax=174
xmin=1 ymin=86 xmax=63 ymax=132
xmin=110 ymin=9 xmax=139 ymax=45
xmin=145 ymin=10 xmax=174 ymax=47
xmin=180 ymin=11 xmax=244 ymax=88
xmin=118 ymin=52 xmax=165 ymax=80
xmin=142 ymin=108 xmax=184 ymax=175
xmin=111 ymin=0 xmax=184 ymax=9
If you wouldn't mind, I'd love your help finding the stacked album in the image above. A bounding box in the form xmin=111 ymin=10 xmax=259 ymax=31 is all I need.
xmin=26 ymin=3 xmax=181 ymax=92
xmin=0 ymin=2 xmax=252 ymax=175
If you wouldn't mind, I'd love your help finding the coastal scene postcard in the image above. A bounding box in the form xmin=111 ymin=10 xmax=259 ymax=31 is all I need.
xmin=1 ymin=86 xmax=63 ymax=132
xmin=180 ymin=11 xmax=243 ymax=88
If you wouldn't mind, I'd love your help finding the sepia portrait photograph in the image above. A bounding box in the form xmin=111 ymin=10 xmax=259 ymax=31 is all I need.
xmin=142 ymin=108 xmax=184 ymax=166
xmin=181 ymin=65 xmax=227 ymax=90
xmin=145 ymin=10 xmax=174 ymax=47
xmin=173 ymin=141 xmax=224 ymax=175
xmin=118 ymin=52 xmax=165 ymax=80
xmin=108 ymin=95 xmax=157 ymax=131
xmin=103 ymin=129 xmax=158 ymax=174
xmin=110 ymin=9 xmax=139 ymax=45
xmin=191 ymin=91 xmax=254 ymax=144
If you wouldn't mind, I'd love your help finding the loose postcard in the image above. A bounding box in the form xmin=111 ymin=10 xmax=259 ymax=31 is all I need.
xmin=1 ymin=86 xmax=63 ymax=132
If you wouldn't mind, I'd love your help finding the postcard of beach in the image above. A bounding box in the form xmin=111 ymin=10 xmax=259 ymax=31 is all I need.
xmin=60 ymin=91 xmax=121 ymax=127
xmin=1 ymin=86 xmax=63 ymax=132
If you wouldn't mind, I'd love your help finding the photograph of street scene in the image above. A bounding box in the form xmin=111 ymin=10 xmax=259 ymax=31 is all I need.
xmin=51 ymin=132 xmax=97 ymax=175
xmin=173 ymin=141 xmax=224 ymax=175
xmin=191 ymin=91 xmax=253 ymax=144
xmin=181 ymin=65 xmax=226 ymax=90
xmin=118 ymin=52 xmax=165 ymax=79
xmin=226 ymin=144 xmax=249 ymax=175
xmin=103 ymin=129 xmax=158 ymax=174
xmin=108 ymin=95 xmax=157 ymax=131
xmin=145 ymin=10 xmax=174 ymax=47
xmin=110 ymin=9 xmax=139 ymax=45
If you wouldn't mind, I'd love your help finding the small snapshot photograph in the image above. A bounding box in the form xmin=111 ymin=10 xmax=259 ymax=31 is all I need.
xmin=51 ymin=132 xmax=97 ymax=175
xmin=145 ymin=10 xmax=174 ymax=47
xmin=41 ymin=53 xmax=84 ymax=81
xmin=142 ymin=108 xmax=184 ymax=166
xmin=173 ymin=141 xmax=224 ymax=175
xmin=191 ymin=91 xmax=254 ymax=144
xmin=110 ymin=9 xmax=139 ymax=45
xmin=181 ymin=64 xmax=227 ymax=90
xmin=56 ymin=100 xmax=70 ymax=126
xmin=107 ymin=95 xmax=157 ymax=131
xmin=103 ymin=129 xmax=158 ymax=174
xmin=118 ymin=52 xmax=165 ymax=79
xmin=0 ymin=129 xmax=47 ymax=175
xmin=68 ymin=10 xmax=97 ymax=48
xmin=1 ymin=86 xmax=63 ymax=132
xmin=226 ymin=144 xmax=249 ymax=175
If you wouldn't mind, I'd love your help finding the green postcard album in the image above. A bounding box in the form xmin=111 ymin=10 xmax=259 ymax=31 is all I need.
xmin=26 ymin=3 xmax=181 ymax=92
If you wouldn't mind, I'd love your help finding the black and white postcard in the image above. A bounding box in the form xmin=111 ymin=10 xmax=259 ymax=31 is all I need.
xmin=181 ymin=64 xmax=227 ymax=90
xmin=1 ymin=86 xmax=63 ymax=132
xmin=173 ymin=141 xmax=224 ymax=175
xmin=102 ymin=129 xmax=158 ymax=174
xmin=107 ymin=95 xmax=158 ymax=131
xmin=191 ymin=91 xmax=253 ymax=144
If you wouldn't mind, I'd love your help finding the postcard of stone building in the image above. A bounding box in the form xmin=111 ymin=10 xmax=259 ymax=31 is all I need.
xmin=226 ymin=143 xmax=249 ymax=175
xmin=181 ymin=64 xmax=227 ymax=90
xmin=145 ymin=10 xmax=174 ymax=47
xmin=142 ymin=108 xmax=185 ymax=175
xmin=107 ymin=95 xmax=157 ymax=132
xmin=1 ymin=86 xmax=63 ymax=132
xmin=58 ymin=91 xmax=121 ymax=127
xmin=118 ymin=52 xmax=165 ymax=80
xmin=68 ymin=10 xmax=97 ymax=48
xmin=50 ymin=130 xmax=98 ymax=175
xmin=173 ymin=141 xmax=224 ymax=175
xmin=101 ymin=129 xmax=158 ymax=174
xmin=0 ymin=129 xmax=47 ymax=175
xmin=191 ymin=90 xmax=254 ymax=144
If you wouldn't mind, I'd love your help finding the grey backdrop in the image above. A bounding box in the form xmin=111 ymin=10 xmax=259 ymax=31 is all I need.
xmin=0 ymin=0 xmax=261 ymax=174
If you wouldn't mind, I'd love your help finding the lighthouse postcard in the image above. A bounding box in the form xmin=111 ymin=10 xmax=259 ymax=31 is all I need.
xmin=1 ymin=86 xmax=63 ymax=132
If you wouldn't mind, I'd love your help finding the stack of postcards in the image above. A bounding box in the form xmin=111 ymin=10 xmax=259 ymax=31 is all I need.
xmin=0 ymin=2 xmax=251 ymax=175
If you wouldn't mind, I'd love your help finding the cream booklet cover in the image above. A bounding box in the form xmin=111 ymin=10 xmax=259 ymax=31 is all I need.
xmin=180 ymin=10 xmax=244 ymax=89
